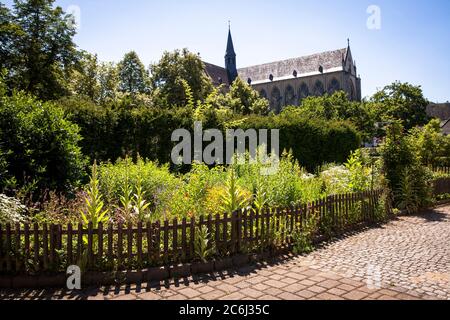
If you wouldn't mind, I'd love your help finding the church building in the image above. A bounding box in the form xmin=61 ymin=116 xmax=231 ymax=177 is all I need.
xmin=204 ymin=28 xmax=362 ymax=113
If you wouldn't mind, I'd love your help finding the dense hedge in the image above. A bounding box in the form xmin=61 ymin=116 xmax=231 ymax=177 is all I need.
xmin=231 ymin=111 xmax=361 ymax=171
xmin=58 ymin=96 xmax=194 ymax=164
xmin=58 ymin=97 xmax=361 ymax=171
xmin=0 ymin=93 xmax=87 ymax=193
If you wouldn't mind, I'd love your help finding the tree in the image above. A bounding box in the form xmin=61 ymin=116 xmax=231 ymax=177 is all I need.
xmin=370 ymin=82 xmax=429 ymax=130
xmin=409 ymin=119 xmax=450 ymax=167
xmin=379 ymin=122 xmax=432 ymax=212
xmin=150 ymin=49 xmax=213 ymax=107
xmin=0 ymin=3 xmax=22 ymax=80
xmin=299 ymin=91 xmax=375 ymax=142
xmin=98 ymin=61 xmax=119 ymax=104
xmin=0 ymin=90 xmax=86 ymax=194
xmin=117 ymin=51 xmax=150 ymax=94
xmin=68 ymin=51 xmax=100 ymax=101
xmin=228 ymin=77 xmax=269 ymax=115
xmin=1 ymin=0 xmax=79 ymax=100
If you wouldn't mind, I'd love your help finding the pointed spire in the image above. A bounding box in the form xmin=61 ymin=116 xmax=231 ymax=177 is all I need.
xmin=225 ymin=22 xmax=238 ymax=84
xmin=226 ymin=23 xmax=236 ymax=57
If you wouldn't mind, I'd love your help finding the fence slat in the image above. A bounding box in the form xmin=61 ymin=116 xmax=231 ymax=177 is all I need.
xmin=87 ymin=222 xmax=93 ymax=268
xmin=127 ymin=224 xmax=133 ymax=267
xmin=189 ymin=219 xmax=195 ymax=261
xmin=222 ymin=213 xmax=228 ymax=254
xmin=117 ymin=223 xmax=123 ymax=268
xmin=76 ymin=223 xmax=83 ymax=264
xmin=146 ymin=222 xmax=152 ymax=264
xmin=182 ymin=218 xmax=187 ymax=262
xmin=155 ymin=221 xmax=161 ymax=263
xmin=33 ymin=223 xmax=39 ymax=272
xmin=67 ymin=223 xmax=73 ymax=265
xmin=0 ymin=225 xmax=3 ymax=272
xmin=108 ymin=224 xmax=113 ymax=265
xmin=24 ymin=224 xmax=30 ymax=269
xmin=49 ymin=224 xmax=55 ymax=269
xmin=5 ymin=224 xmax=12 ymax=272
xmin=173 ymin=218 xmax=178 ymax=263
xmin=15 ymin=223 xmax=21 ymax=271
xmin=137 ymin=222 xmax=143 ymax=266
xmin=98 ymin=222 xmax=104 ymax=266
xmin=163 ymin=220 xmax=169 ymax=264
xmin=42 ymin=224 xmax=49 ymax=271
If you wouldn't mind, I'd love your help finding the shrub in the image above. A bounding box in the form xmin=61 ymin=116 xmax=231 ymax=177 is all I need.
xmin=380 ymin=122 xmax=433 ymax=212
xmin=230 ymin=110 xmax=361 ymax=171
xmin=0 ymin=91 xmax=87 ymax=194
xmin=98 ymin=157 xmax=182 ymax=221
xmin=0 ymin=194 xmax=28 ymax=224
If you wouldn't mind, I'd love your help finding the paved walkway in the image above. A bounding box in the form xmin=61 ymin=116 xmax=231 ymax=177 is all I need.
xmin=1 ymin=205 xmax=450 ymax=300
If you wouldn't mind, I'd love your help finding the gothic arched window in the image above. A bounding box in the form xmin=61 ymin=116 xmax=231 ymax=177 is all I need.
xmin=298 ymin=83 xmax=310 ymax=103
xmin=347 ymin=79 xmax=355 ymax=101
xmin=328 ymin=78 xmax=340 ymax=94
xmin=259 ymin=89 xmax=267 ymax=99
xmin=270 ymin=87 xmax=282 ymax=113
xmin=299 ymin=83 xmax=309 ymax=103
xmin=285 ymin=85 xmax=296 ymax=106
xmin=313 ymin=80 xmax=325 ymax=96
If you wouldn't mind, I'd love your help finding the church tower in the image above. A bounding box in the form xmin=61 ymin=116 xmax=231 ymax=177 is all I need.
xmin=225 ymin=26 xmax=238 ymax=83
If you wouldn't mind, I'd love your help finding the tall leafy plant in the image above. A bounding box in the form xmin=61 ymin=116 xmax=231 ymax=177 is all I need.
xmin=80 ymin=161 xmax=109 ymax=228
xmin=220 ymin=167 xmax=248 ymax=214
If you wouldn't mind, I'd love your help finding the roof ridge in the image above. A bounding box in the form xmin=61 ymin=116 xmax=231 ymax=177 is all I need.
xmin=238 ymin=47 xmax=347 ymax=71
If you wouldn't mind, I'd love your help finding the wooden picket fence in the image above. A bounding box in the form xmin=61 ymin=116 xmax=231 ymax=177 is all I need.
xmin=433 ymin=177 xmax=450 ymax=196
xmin=0 ymin=190 xmax=385 ymax=275
xmin=431 ymin=166 xmax=450 ymax=175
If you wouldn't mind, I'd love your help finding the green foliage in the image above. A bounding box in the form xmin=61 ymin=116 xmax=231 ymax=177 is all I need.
xmin=194 ymin=225 xmax=215 ymax=262
xmin=133 ymin=174 xmax=151 ymax=222
xmin=118 ymin=51 xmax=150 ymax=94
xmin=68 ymin=51 xmax=101 ymax=101
xmin=58 ymin=96 xmax=194 ymax=164
xmin=0 ymin=193 xmax=28 ymax=224
xmin=370 ymin=81 xmax=429 ymax=130
xmin=220 ymin=167 xmax=250 ymax=214
xmin=150 ymin=48 xmax=213 ymax=107
xmin=380 ymin=122 xmax=433 ymax=212
xmin=409 ymin=119 xmax=450 ymax=167
xmin=0 ymin=91 xmax=87 ymax=194
xmin=97 ymin=157 xmax=182 ymax=221
xmin=80 ymin=162 xmax=109 ymax=228
xmin=228 ymin=77 xmax=269 ymax=115
xmin=299 ymin=91 xmax=375 ymax=142
xmin=231 ymin=109 xmax=361 ymax=171
xmin=345 ymin=150 xmax=373 ymax=192
xmin=1 ymin=0 xmax=78 ymax=100
xmin=292 ymin=213 xmax=318 ymax=255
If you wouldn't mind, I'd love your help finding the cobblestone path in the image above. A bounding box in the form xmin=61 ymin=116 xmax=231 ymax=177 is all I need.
xmin=1 ymin=205 xmax=449 ymax=300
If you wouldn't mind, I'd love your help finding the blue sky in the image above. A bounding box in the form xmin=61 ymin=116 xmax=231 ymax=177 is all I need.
xmin=3 ymin=0 xmax=450 ymax=102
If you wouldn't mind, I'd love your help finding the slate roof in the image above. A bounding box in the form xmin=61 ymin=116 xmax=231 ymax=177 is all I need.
xmin=238 ymin=48 xmax=348 ymax=84
xmin=441 ymin=119 xmax=450 ymax=135
xmin=427 ymin=103 xmax=450 ymax=121
xmin=204 ymin=62 xmax=229 ymax=86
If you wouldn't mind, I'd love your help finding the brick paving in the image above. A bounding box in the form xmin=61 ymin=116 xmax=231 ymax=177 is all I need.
xmin=1 ymin=205 xmax=450 ymax=301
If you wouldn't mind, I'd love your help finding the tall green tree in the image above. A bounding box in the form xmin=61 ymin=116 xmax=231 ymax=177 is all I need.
xmin=228 ymin=77 xmax=269 ymax=115
xmin=98 ymin=61 xmax=119 ymax=104
xmin=117 ymin=51 xmax=150 ymax=94
xmin=1 ymin=0 xmax=79 ymax=100
xmin=370 ymin=82 xmax=429 ymax=130
xmin=150 ymin=49 xmax=213 ymax=107
xmin=69 ymin=51 xmax=100 ymax=101
xmin=299 ymin=91 xmax=375 ymax=142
